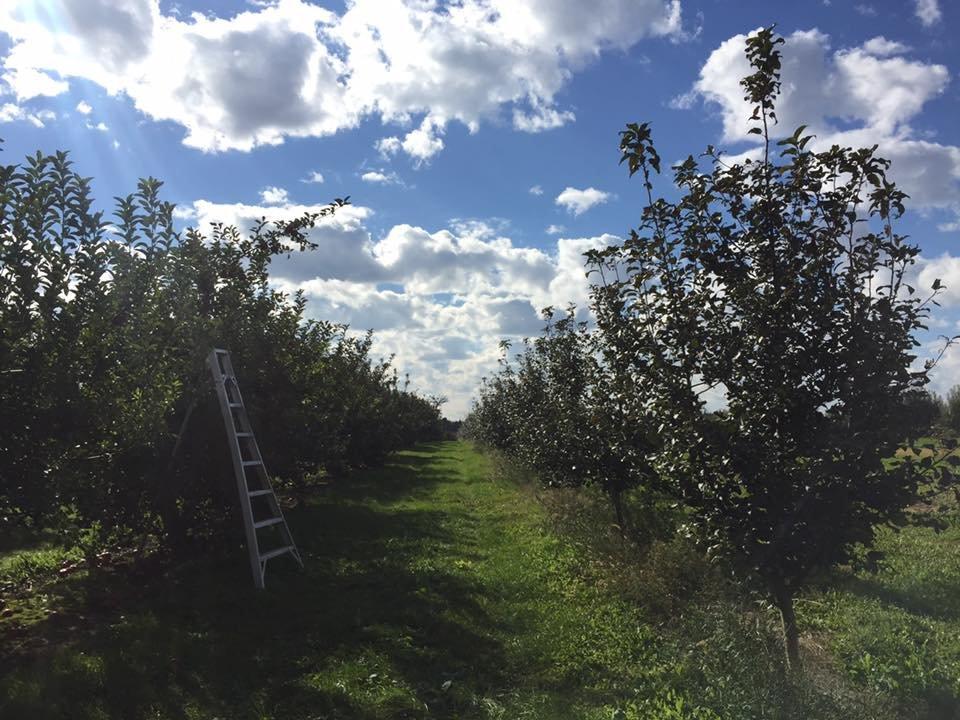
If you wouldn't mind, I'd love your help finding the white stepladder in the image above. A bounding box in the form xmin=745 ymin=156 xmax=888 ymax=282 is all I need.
xmin=207 ymin=348 xmax=303 ymax=589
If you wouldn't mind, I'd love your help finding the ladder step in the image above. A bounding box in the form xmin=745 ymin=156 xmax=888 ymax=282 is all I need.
xmin=242 ymin=460 xmax=262 ymax=467
xmin=259 ymin=545 xmax=295 ymax=562
xmin=228 ymin=402 xmax=243 ymax=408
xmin=235 ymin=432 xmax=253 ymax=438
xmin=248 ymin=489 xmax=272 ymax=497
xmin=254 ymin=516 xmax=284 ymax=529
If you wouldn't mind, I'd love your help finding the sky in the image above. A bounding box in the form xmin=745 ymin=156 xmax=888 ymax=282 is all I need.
xmin=0 ymin=0 xmax=958 ymax=418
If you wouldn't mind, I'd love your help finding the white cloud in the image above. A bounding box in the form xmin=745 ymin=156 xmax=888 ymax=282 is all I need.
xmin=397 ymin=116 xmax=445 ymax=164
xmin=692 ymin=29 xmax=949 ymax=141
xmin=0 ymin=102 xmax=54 ymax=127
xmin=555 ymin=186 xmax=612 ymax=215
xmin=376 ymin=118 xmax=446 ymax=164
xmin=668 ymin=89 xmax=698 ymax=110
xmin=260 ymin=186 xmax=289 ymax=204
xmin=172 ymin=205 xmax=196 ymax=220
xmin=75 ymin=100 xmax=93 ymax=114
xmin=0 ymin=0 xmax=685 ymax=155
xmin=682 ymin=29 xmax=960 ymax=227
xmin=546 ymin=224 xmax=565 ymax=235
xmin=861 ymin=36 xmax=909 ymax=57
xmin=916 ymin=254 xmax=960 ymax=308
xmin=176 ymin=196 xmax=619 ymax=417
xmin=513 ymin=102 xmax=575 ymax=132
xmin=376 ymin=136 xmax=402 ymax=159
xmin=529 ymin=185 xmax=544 ymax=196
xmin=86 ymin=120 xmax=108 ymax=132
xmin=915 ymin=0 xmax=942 ymax=27
xmin=361 ymin=170 xmax=402 ymax=185
xmin=301 ymin=171 xmax=325 ymax=184
xmin=2 ymin=67 xmax=68 ymax=99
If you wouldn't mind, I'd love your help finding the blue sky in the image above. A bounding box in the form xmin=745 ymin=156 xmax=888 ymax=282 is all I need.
xmin=1 ymin=0 xmax=958 ymax=417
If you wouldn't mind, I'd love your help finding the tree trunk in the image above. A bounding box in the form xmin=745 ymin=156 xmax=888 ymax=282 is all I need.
xmin=773 ymin=582 xmax=801 ymax=671
xmin=609 ymin=488 xmax=627 ymax=536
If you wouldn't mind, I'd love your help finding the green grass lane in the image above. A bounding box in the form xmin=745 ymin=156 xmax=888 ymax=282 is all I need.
xmin=0 ymin=441 xmax=665 ymax=720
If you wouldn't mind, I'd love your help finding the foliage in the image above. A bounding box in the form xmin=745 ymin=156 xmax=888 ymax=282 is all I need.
xmin=0 ymin=147 xmax=442 ymax=550
xmin=463 ymin=306 xmax=658 ymax=529
xmin=896 ymin=389 xmax=945 ymax=442
xmin=586 ymin=26 xmax=958 ymax=668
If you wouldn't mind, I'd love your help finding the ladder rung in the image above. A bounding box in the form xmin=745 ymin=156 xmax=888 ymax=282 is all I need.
xmin=214 ymin=349 xmax=229 ymax=355
xmin=242 ymin=460 xmax=262 ymax=467
xmin=259 ymin=545 xmax=294 ymax=562
xmin=236 ymin=432 xmax=253 ymax=438
xmin=254 ymin=516 xmax=283 ymax=529
xmin=228 ymin=402 xmax=243 ymax=408
xmin=248 ymin=489 xmax=272 ymax=497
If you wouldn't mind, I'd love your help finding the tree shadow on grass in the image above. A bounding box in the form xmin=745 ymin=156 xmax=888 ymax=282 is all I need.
xmin=0 ymin=444 xmax=515 ymax=720
xmin=842 ymin=573 xmax=960 ymax=623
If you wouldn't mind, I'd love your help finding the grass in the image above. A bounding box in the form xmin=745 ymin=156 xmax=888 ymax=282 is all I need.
xmin=0 ymin=442 xmax=664 ymax=719
xmin=1 ymin=441 xmax=957 ymax=719
xmin=801 ymin=521 xmax=960 ymax=717
xmin=0 ymin=545 xmax=81 ymax=586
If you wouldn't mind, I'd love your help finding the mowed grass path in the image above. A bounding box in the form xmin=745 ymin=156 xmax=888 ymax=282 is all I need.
xmin=1 ymin=441 xmax=658 ymax=719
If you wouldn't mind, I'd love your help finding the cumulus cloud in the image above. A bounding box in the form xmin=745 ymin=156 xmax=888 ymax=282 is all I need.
xmin=529 ymin=185 xmax=544 ymax=196
xmin=915 ymin=0 xmax=942 ymax=27
xmin=513 ymin=103 xmax=576 ymax=132
xmin=861 ymin=36 xmax=909 ymax=56
xmin=0 ymin=0 xmax=685 ymax=157
xmin=260 ymin=186 xmax=289 ymax=204
xmin=301 ymin=171 xmax=324 ymax=184
xmin=171 ymin=205 xmax=196 ymax=221
xmin=0 ymin=102 xmax=54 ymax=127
xmin=555 ymin=186 xmax=612 ymax=215
xmin=361 ymin=170 xmax=402 ymax=185
xmin=681 ymin=28 xmax=960 ymax=227
xmin=546 ymin=224 xmax=565 ymax=235
xmin=175 ymin=195 xmax=618 ymax=416
xmin=395 ymin=116 xmax=445 ymax=164
xmin=2 ymin=67 xmax=68 ymax=99
xmin=376 ymin=136 xmax=403 ymax=159
xmin=75 ymin=100 xmax=93 ymax=115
